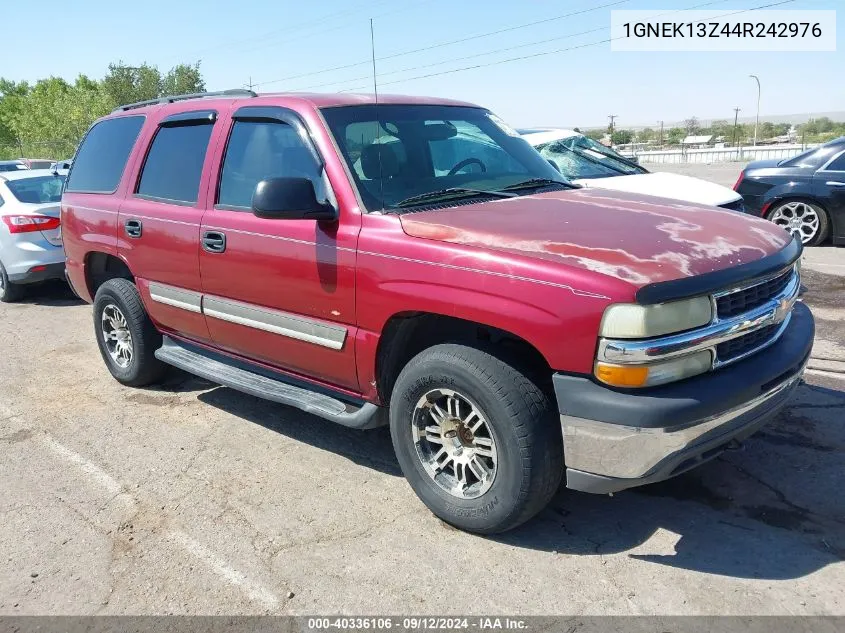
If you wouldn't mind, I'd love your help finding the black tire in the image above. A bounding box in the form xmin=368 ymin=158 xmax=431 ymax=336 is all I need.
xmin=93 ymin=278 xmax=166 ymax=387
xmin=389 ymin=344 xmax=562 ymax=534
xmin=0 ymin=260 xmax=25 ymax=303
xmin=766 ymin=199 xmax=830 ymax=246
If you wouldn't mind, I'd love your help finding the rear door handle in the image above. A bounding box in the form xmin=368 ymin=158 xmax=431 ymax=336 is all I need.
xmin=124 ymin=219 xmax=142 ymax=238
xmin=202 ymin=230 xmax=226 ymax=253
xmin=826 ymin=181 xmax=845 ymax=187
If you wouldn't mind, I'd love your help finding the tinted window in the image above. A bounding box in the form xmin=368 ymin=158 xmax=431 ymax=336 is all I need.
xmin=6 ymin=175 xmax=66 ymax=203
xmin=66 ymin=116 xmax=144 ymax=193
xmin=782 ymin=145 xmax=841 ymax=168
xmin=824 ymin=151 xmax=845 ymax=171
xmin=137 ymin=123 xmax=214 ymax=204
xmin=217 ymin=120 xmax=321 ymax=209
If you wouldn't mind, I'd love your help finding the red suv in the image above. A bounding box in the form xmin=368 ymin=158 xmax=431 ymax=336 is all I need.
xmin=62 ymin=90 xmax=813 ymax=533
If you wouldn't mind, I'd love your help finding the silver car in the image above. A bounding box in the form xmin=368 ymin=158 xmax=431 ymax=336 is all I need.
xmin=0 ymin=169 xmax=67 ymax=302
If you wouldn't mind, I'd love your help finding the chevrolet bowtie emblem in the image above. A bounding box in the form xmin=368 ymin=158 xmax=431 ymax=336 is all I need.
xmin=774 ymin=297 xmax=792 ymax=323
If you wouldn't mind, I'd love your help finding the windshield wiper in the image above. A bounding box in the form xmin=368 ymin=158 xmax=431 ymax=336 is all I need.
xmin=395 ymin=187 xmax=516 ymax=208
xmin=501 ymin=177 xmax=579 ymax=191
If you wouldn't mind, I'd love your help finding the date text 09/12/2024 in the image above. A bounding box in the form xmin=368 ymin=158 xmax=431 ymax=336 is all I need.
xmin=306 ymin=617 xmax=528 ymax=630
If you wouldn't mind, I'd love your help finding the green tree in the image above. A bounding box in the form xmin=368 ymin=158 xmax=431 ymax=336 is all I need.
xmin=667 ymin=127 xmax=685 ymax=145
xmin=583 ymin=128 xmax=604 ymax=141
xmin=162 ymin=62 xmax=206 ymax=96
xmin=611 ymin=129 xmax=633 ymax=145
xmin=638 ymin=127 xmax=655 ymax=142
xmin=103 ymin=62 xmax=162 ymax=108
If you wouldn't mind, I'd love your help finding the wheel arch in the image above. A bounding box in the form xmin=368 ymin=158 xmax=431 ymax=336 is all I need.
xmin=84 ymin=251 xmax=135 ymax=298
xmin=374 ymin=311 xmax=554 ymax=405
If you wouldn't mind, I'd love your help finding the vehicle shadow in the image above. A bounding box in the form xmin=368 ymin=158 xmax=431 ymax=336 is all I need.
xmin=194 ymin=379 xmax=843 ymax=581
xmin=197 ymin=386 xmax=402 ymax=477
xmin=497 ymin=382 xmax=845 ymax=580
xmin=15 ymin=280 xmax=83 ymax=307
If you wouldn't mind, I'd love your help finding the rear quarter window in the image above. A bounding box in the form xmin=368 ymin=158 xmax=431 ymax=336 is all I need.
xmin=65 ymin=116 xmax=145 ymax=193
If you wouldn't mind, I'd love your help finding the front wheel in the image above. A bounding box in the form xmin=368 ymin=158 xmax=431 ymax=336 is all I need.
xmin=389 ymin=344 xmax=563 ymax=534
xmin=767 ymin=200 xmax=830 ymax=246
xmin=93 ymin=278 xmax=166 ymax=386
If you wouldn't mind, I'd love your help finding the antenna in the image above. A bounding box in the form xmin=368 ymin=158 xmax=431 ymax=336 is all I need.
xmin=370 ymin=18 xmax=385 ymax=211
xmin=370 ymin=18 xmax=379 ymax=101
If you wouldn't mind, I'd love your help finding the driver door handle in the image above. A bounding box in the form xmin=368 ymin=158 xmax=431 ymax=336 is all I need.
xmin=124 ymin=219 xmax=142 ymax=238
xmin=826 ymin=181 xmax=845 ymax=187
xmin=202 ymin=230 xmax=226 ymax=253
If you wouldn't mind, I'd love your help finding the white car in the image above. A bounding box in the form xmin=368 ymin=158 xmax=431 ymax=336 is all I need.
xmin=0 ymin=169 xmax=67 ymax=302
xmin=520 ymin=128 xmax=745 ymax=211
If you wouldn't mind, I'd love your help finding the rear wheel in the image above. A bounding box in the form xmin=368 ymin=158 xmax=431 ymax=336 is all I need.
xmin=767 ymin=200 xmax=830 ymax=246
xmin=389 ymin=344 xmax=562 ymax=534
xmin=0 ymin=260 xmax=24 ymax=303
xmin=93 ymin=278 xmax=166 ymax=386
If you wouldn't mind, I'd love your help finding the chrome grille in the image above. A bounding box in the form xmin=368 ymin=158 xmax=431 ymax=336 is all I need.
xmin=716 ymin=268 xmax=793 ymax=319
xmin=716 ymin=323 xmax=780 ymax=363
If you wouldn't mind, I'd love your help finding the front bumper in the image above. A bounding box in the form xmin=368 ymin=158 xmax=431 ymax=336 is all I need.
xmin=555 ymin=301 xmax=814 ymax=494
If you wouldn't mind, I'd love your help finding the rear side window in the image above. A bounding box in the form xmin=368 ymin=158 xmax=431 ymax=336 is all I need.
xmin=137 ymin=122 xmax=214 ymax=204
xmin=65 ymin=116 xmax=144 ymax=193
xmin=217 ymin=120 xmax=321 ymax=209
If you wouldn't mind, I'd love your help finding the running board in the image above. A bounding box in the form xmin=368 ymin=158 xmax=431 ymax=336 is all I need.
xmin=155 ymin=336 xmax=386 ymax=429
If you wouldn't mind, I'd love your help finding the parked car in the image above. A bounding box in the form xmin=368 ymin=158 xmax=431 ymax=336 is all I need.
xmin=50 ymin=159 xmax=73 ymax=171
xmin=0 ymin=169 xmax=67 ymax=302
xmin=520 ymin=128 xmax=745 ymax=210
xmin=62 ymin=90 xmax=813 ymax=534
xmin=0 ymin=160 xmax=27 ymax=172
xmin=733 ymin=136 xmax=845 ymax=246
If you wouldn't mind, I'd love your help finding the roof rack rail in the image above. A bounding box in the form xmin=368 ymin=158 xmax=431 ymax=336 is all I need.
xmin=114 ymin=89 xmax=258 ymax=112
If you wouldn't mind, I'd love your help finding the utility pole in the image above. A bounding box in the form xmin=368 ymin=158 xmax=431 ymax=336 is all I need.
xmin=246 ymin=76 xmax=254 ymax=91
xmin=658 ymin=120 xmax=664 ymax=149
xmin=749 ymin=74 xmax=760 ymax=146
xmin=732 ymin=107 xmax=741 ymax=159
xmin=608 ymin=114 xmax=617 ymax=145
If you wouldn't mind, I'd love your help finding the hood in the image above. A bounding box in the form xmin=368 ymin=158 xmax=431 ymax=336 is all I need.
xmin=399 ymin=188 xmax=792 ymax=287
xmin=574 ymin=172 xmax=741 ymax=207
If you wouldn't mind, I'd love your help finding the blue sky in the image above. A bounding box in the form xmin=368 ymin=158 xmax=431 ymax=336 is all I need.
xmin=4 ymin=0 xmax=842 ymax=128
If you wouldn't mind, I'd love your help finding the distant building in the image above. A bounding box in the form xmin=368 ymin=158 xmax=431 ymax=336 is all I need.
xmin=681 ymin=135 xmax=714 ymax=148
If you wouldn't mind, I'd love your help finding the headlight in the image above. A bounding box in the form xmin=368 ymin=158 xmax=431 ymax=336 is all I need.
xmin=599 ymin=296 xmax=712 ymax=339
xmin=595 ymin=350 xmax=712 ymax=388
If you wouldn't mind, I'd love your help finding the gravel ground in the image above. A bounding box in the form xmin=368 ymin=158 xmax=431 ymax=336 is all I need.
xmin=1 ymin=180 xmax=843 ymax=615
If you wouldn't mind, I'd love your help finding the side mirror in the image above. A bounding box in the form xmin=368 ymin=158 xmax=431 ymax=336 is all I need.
xmin=251 ymin=177 xmax=338 ymax=222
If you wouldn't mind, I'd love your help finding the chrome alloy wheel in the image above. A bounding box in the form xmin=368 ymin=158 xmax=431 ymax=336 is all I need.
xmin=411 ymin=389 xmax=498 ymax=499
xmin=770 ymin=201 xmax=820 ymax=244
xmin=101 ymin=304 xmax=133 ymax=368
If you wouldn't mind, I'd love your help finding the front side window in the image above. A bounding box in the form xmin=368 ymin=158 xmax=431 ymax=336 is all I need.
xmin=321 ymin=104 xmax=566 ymax=211
xmin=217 ymin=120 xmax=321 ymax=209
xmin=137 ymin=122 xmax=214 ymax=204
xmin=5 ymin=175 xmax=67 ymax=203
xmin=65 ymin=116 xmax=144 ymax=193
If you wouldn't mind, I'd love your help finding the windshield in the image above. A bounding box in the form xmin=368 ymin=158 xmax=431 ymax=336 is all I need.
xmin=5 ymin=175 xmax=66 ymax=203
xmin=537 ymin=135 xmax=647 ymax=179
xmin=321 ymin=105 xmax=568 ymax=211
